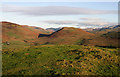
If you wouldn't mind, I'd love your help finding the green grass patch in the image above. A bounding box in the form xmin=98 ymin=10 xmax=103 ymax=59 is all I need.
xmin=2 ymin=45 xmax=119 ymax=75
xmin=7 ymin=32 xmax=20 ymax=39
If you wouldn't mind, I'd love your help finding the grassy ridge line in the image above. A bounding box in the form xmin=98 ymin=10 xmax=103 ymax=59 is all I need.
xmin=2 ymin=45 xmax=119 ymax=75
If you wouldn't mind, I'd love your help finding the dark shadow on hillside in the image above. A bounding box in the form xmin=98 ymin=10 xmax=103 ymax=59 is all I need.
xmin=38 ymin=34 xmax=50 ymax=37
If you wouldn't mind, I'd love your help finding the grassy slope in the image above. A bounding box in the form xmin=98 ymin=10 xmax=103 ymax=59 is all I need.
xmin=38 ymin=27 xmax=94 ymax=44
xmin=2 ymin=21 xmax=49 ymax=44
xmin=88 ymin=27 xmax=120 ymax=47
xmin=2 ymin=45 xmax=120 ymax=75
xmin=38 ymin=27 xmax=119 ymax=47
xmin=101 ymin=31 xmax=120 ymax=39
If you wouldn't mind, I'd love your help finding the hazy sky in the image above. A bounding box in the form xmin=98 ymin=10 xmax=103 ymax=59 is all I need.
xmin=1 ymin=2 xmax=118 ymax=29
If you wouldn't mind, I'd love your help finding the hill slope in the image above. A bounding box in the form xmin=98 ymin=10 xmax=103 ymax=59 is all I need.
xmin=2 ymin=21 xmax=49 ymax=45
xmin=38 ymin=27 xmax=94 ymax=45
xmin=101 ymin=31 xmax=120 ymax=39
xmin=38 ymin=27 xmax=119 ymax=47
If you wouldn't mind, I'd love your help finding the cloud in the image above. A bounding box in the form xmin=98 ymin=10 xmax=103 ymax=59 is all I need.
xmin=44 ymin=18 xmax=116 ymax=27
xmin=44 ymin=20 xmax=79 ymax=24
xmin=80 ymin=17 xmax=105 ymax=21
xmin=43 ymin=19 xmax=116 ymax=29
xmin=79 ymin=17 xmax=113 ymax=26
xmin=2 ymin=5 xmax=117 ymax=16
xmin=77 ymin=21 xmax=115 ymax=26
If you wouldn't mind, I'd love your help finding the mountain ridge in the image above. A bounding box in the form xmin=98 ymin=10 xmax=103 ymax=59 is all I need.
xmin=2 ymin=21 xmax=120 ymax=47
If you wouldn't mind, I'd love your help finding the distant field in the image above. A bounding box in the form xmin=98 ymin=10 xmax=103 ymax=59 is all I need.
xmin=2 ymin=45 xmax=120 ymax=76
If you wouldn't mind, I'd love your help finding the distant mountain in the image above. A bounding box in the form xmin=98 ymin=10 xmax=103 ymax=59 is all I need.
xmin=46 ymin=27 xmax=62 ymax=32
xmin=83 ymin=28 xmax=95 ymax=32
xmin=85 ymin=25 xmax=120 ymax=35
xmin=1 ymin=21 xmax=49 ymax=44
xmin=96 ymin=25 xmax=120 ymax=31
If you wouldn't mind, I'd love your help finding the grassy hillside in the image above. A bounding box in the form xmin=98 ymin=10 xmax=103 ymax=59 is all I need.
xmin=37 ymin=27 xmax=119 ymax=47
xmin=2 ymin=21 xmax=49 ymax=44
xmin=2 ymin=45 xmax=120 ymax=76
xmin=38 ymin=27 xmax=94 ymax=44
xmin=101 ymin=31 xmax=120 ymax=39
